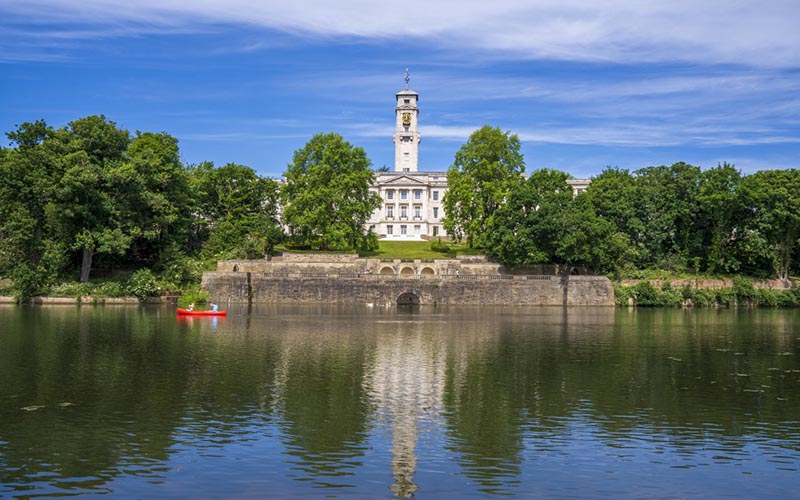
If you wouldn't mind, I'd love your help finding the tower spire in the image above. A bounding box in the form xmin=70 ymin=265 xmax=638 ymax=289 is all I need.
xmin=404 ymin=68 xmax=410 ymax=89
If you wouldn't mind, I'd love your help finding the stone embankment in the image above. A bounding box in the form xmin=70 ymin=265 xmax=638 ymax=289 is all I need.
xmin=202 ymin=253 xmax=614 ymax=306
xmin=619 ymin=278 xmax=791 ymax=290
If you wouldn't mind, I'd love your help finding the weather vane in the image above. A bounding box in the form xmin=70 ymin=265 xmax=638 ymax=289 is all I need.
xmin=404 ymin=68 xmax=410 ymax=89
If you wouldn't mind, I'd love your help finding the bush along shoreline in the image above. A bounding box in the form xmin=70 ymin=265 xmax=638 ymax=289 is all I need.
xmin=0 ymin=269 xmax=182 ymax=305
xmin=614 ymin=277 xmax=800 ymax=307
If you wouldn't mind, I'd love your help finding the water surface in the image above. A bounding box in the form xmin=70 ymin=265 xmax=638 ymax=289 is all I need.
xmin=1 ymin=305 xmax=799 ymax=498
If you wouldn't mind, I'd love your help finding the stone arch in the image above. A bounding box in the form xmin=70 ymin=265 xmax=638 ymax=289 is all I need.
xmin=379 ymin=266 xmax=395 ymax=275
xmin=400 ymin=266 xmax=416 ymax=276
xmin=420 ymin=266 xmax=435 ymax=275
xmin=397 ymin=292 xmax=421 ymax=305
xmin=233 ymin=264 xmax=239 ymax=272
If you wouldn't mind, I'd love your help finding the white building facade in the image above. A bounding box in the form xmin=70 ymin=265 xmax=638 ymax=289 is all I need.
xmin=367 ymin=74 xmax=590 ymax=240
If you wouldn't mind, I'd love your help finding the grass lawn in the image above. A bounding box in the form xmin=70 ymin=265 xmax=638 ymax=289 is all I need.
xmin=361 ymin=240 xmax=484 ymax=259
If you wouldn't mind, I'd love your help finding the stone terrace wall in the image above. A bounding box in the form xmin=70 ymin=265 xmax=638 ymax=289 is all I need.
xmin=279 ymin=253 xmax=360 ymax=263
xmin=620 ymin=279 xmax=792 ymax=290
xmin=217 ymin=256 xmax=366 ymax=274
xmin=201 ymin=273 xmax=614 ymax=307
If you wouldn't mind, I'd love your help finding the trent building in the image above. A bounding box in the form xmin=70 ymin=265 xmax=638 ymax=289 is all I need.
xmin=367 ymin=72 xmax=590 ymax=240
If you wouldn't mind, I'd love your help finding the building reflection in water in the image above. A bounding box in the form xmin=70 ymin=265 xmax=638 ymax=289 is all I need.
xmin=366 ymin=311 xmax=448 ymax=498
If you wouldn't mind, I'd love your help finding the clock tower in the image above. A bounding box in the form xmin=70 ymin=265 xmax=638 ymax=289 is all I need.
xmin=393 ymin=69 xmax=421 ymax=173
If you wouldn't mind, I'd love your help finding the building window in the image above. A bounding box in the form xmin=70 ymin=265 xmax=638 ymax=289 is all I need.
xmin=387 ymin=190 xmax=394 ymax=200
xmin=404 ymin=99 xmax=410 ymax=104
xmin=386 ymin=205 xmax=394 ymax=219
xmin=433 ymin=226 xmax=439 ymax=237
xmin=433 ymin=207 xmax=439 ymax=219
xmin=433 ymin=190 xmax=439 ymax=201
xmin=414 ymin=225 xmax=420 ymax=235
xmin=414 ymin=205 xmax=421 ymax=219
xmin=387 ymin=225 xmax=393 ymax=235
xmin=403 ymin=167 xmax=410 ymax=172
xmin=400 ymin=206 xmax=408 ymax=219
xmin=401 ymin=190 xmax=408 ymax=200
xmin=414 ymin=190 xmax=421 ymax=200
xmin=400 ymin=225 xmax=407 ymax=235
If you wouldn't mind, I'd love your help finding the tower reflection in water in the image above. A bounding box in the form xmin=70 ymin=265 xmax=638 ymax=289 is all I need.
xmin=367 ymin=309 xmax=448 ymax=498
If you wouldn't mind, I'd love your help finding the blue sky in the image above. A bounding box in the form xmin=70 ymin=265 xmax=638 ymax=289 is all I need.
xmin=1 ymin=1 xmax=798 ymax=179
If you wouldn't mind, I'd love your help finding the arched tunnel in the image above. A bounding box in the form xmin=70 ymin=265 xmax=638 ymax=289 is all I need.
xmin=396 ymin=292 xmax=421 ymax=305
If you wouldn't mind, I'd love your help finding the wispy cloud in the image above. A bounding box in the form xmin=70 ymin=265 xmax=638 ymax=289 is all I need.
xmin=2 ymin=0 xmax=799 ymax=67
xmin=338 ymin=122 xmax=800 ymax=149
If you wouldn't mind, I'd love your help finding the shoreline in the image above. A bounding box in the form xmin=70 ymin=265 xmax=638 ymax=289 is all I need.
xmin=0 ymin=296 xmax=177 ymax=305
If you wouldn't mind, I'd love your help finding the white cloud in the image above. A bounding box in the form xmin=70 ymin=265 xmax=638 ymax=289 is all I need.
xmin=342 ymin=122 xmax=800 ymax=149
xmin=3 ymin=0 xmax=799 ymax=67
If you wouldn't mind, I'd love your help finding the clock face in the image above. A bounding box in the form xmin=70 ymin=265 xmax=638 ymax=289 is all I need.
xmin=402 ymin=113 xmax=412 ymax=126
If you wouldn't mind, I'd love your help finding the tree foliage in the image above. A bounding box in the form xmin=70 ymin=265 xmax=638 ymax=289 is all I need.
xmin=631 ymin=162 xmax=701 ymax=270
xmin=738 ymin=169 xmax=800 ymax=280
xmin=443 ymin=126 xmax=525 ymax=248
xmin=282 ymin=133 xmax=380 ymax=251
xmin=480 ymin=160 xmax=800 ymax=279
xmin=1 ymin=120 xmax=68 ymax=298
xmin=557 ymin=194 xmax=631 ymax=274
xmin=484 ymin=169 xmax=572 ymax=266
xmin=50 ymin=116 xmax=132 ymax=283
xmin=194 ymin=162 xmax=283 ymax=259
xmin=0 ymin=115 xmax=289 ymax=298
xmin=695 ymin=163 xmax=744 ymax=273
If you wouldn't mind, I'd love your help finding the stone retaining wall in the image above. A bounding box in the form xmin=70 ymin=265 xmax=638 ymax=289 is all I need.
xmin=201 ymin=273 xmax=614 ymax=306
xmin=620 ymin=278 xmax=792 ymax=290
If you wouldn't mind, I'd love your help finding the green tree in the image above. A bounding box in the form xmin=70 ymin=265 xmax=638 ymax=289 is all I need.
xmin=121 ymin=131 xmax=193 ymax=266
xmin=695 ymin=163 xmax=744 ymax=273
xmin=49 ymin=116 xmax=132 ymax=282
xmin=282 ymin=133 xmax=380 ymax=251
xmin=443 ymin=126 xmax=525 ymax=247
xmin=557 ymin=193 xmax=630 ymax=274
xmin=632 ymin=162 xmax=701 ymax=270
xmin=585 ymin=168 xmax=642 ymax=242
xmin=484 ymin=169 xmax=572 ymax=266
xmin=195 ymin=163 xmax=283 ymax=259
xmin=0 ymin=121 xmax=64 ymax=299
xmin=738 ymin=169 xmax=800 ymax=280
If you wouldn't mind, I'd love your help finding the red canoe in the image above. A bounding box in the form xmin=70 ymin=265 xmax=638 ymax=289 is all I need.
xmin=176 ymin=308 xmax=227 ymax=316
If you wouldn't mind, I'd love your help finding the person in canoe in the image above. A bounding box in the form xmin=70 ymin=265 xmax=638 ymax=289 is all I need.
xmin=210 ymin=303 xmax=218 ymax=312
xmin=188 ymin=302 xmax=195 ymax=311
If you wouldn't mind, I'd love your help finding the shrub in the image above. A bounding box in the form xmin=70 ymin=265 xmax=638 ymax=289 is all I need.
xmin=127 ymin=269 xmax=161 ymax=302
xmin=733 ymin=276 xmax=755 ymax=302
xmin=10 ymin=264 xmax=49 ymax=304
xmin=178 ymin=285 xmax=209 ymax=308
xmin=660 ymin=288 xmax=683 ymax=307
xmin=715 ymin=288 xmax=736 ymax=308
xmin=755 ymin=288 xmax=779 ymax=307
xmin=614 ymin=283 xmax=634 ymax=306
xmin=632 ymin=281 xmax=659 ymax=306
xmin=430 ymin=239 xmax=450 ymax=253
xmin=689 ymin=288 xmax=716 ymax=307
xmin=159 ymin=256 xmax=205 ymax=290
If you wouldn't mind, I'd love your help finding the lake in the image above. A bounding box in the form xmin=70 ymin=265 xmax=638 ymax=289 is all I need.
xmin=1 ymin=304 xmax=799 ymax=498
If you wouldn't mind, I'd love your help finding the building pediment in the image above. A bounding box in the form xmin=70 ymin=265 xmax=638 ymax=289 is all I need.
xmin=376 ymin=174 xmax=428 ymax=186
